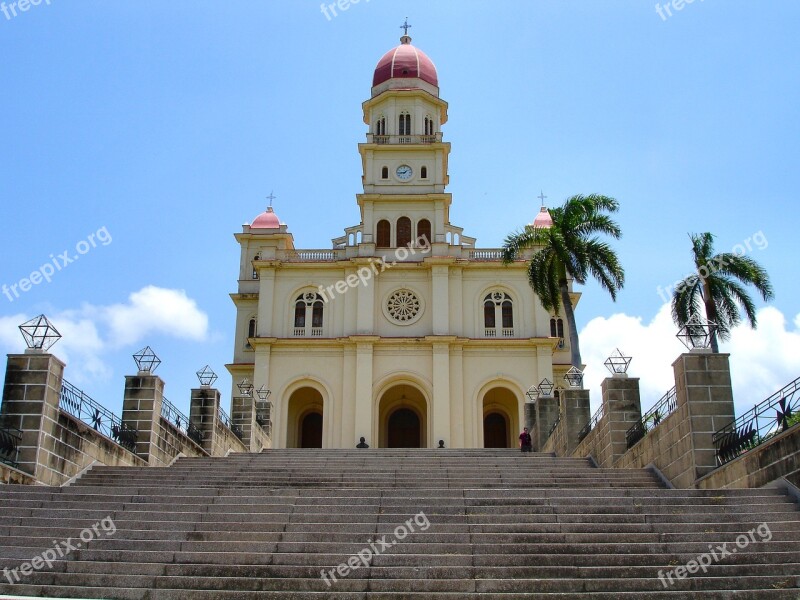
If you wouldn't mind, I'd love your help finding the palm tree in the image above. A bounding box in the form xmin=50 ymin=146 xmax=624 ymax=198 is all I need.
xmin=502 ymin=194 xmax=625 ymax=368
xmin=671 ymin=232 xmax=773 ymax=353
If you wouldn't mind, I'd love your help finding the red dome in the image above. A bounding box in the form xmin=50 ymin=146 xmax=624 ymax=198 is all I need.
xmin=251 ymin=207 xmax=281 ymax=230
xmin=532 ymin=207 xmax=553 ymax=229
xmin=373 ymin=37 xmax=438 ymax=88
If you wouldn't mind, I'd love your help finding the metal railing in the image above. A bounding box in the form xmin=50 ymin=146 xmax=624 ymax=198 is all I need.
xmin=548 ymin=411 xmax=562 ymax=438
xmin=578 ymin=404 xmax=605 ymax=444
xmin=0 ymin=424 xmax=22 ymax=468
xmin=713 ymin=376 xmax=800 ymax=466
xmin=626 ymin=386 xmax=678 ymax=449
xmin=59 ymin=379 xmax=137 ymax=452
xmin=217 ymin=404 xmax=243 ymax=441
xmin=160 ymin=396 xmax=203 ymax=446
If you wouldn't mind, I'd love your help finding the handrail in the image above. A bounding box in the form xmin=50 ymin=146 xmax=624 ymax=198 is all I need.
xmin=626 ymin=387 xmax=678 ymax=449
xmin=59 ymin=379 xmax=137 ymax=453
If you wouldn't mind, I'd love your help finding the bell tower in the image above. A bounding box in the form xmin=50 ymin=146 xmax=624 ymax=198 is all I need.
xmin=357 ymin=30 xmax=452 ymax=246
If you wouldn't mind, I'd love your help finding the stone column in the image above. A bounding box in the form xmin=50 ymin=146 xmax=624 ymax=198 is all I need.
xmin=256 ymin=268 xmax=276 ymax=336
xmin=121 ymin=373 xmax=165 ymax=465
xmin=673 ymin=351 xmax=735 ymax=484
xmin=561 ymin=388 xmax=591 ymax=455
xmin=432 ymin=342 xmax=451 ymax=448
xmin=0 ymin=352 xmax=64 ymax=483
xmin=533 ymin=395 xmax=559 ymax=451
xmin=354 ymin=340 xmax=375 ymax=445
xmin=599 ymin=375 xmax=642 ymax=467
xmin=431 ymin=265 xmax=449 ymax=335
xmin=449 ymin=345 xmax=465 ymax=448
xmin=190 ymin=387 xmax=220 ymax=455
xmin=231 ymin=394 xmax=265 ymax=452
xmin=356 ymin=266 xmax=375 ymax=334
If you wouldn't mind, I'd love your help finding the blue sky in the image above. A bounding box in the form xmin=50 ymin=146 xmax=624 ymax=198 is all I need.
xmin=1 ymin=0 xmax=798 ymax=420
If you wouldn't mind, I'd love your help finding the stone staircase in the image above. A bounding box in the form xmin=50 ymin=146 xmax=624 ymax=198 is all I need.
xmin=0 ymin=449 xmax=798 ymax=599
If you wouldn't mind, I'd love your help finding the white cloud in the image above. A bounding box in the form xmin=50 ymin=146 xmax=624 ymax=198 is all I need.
xmin=580 ymin=304 xmax=800 ymax=417
xmin=96 ymin=286 xmax=208 ymax=347
xmin=0 ymin=287 xmax=209 ymax=387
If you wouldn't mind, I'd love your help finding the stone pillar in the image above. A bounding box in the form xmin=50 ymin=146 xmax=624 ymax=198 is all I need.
xmin=449 ymin=345 xmax=465 ymax=448
xmin=356 ymin=267 xmax=375 ymax=334
xmin=431 ymin=265 xmax=449 ymax=335
xmin=0 ymin=352 xmax=64 ymax=483
xmin=256 ymin=268 xmax=276 ymax=336
xmin=533 ymin=395 xmax=559 ymax=451
xmin=354 ymin=340 xmax=375 ymax=445
xmin=121 ymin=373 xmax=165 ymax=465
xmin=432 ymin=342 xmax=451 ymax=448
xmin=190 ymin=387 xmax=220 ymax=455
xmin=561 ymin=388 xmax=591 ymax=455
xmin=231 ymin=394 xmax=263 ymax=452
xmin=599 ymin=375 xmax=642 ymax=467
xmin=673 ymin=351 xmax=735 ymax=483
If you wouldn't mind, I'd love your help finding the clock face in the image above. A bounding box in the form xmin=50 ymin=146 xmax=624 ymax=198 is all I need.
xmin=396 ymin=165 xmax=413 ymax=181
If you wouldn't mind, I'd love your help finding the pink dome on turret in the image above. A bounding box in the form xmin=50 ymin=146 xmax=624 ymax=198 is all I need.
xmin=532 ymin=207 xmax=553 ymax=229
xmin=251 ymin=207 xmax=281 ymax=230
xmin=373 ymin=36 xmax=438 ymax=88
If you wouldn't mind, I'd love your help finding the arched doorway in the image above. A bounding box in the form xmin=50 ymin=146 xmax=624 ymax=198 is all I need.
xmin=483 ymin=412 xmax=508 ymax=448
xmin=300 ymin=411 xmax=323 ymax=448
xmin=378 ymin=383 xmax=428 ymax=448
xmin=388 ymin=408 xmax=421 ymax=448
xmin=481 ymin=386 xmax=519 ymax=448
xmin=286 ymin=386 xmax=324 ymax=448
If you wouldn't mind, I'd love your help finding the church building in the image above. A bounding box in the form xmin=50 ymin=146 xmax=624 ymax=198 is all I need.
xmin=227 ymin=33 xmax=577 ymax=449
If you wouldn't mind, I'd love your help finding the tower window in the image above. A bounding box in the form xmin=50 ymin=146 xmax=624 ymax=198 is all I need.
xmin=377 ymin=219 xmax=391 ymax=248
xmin=397 ymin=216 xmax=412 ymax=248
xmin=417 ymin=219 xmax=431 ymax=247
xmin=381 ymin=166 xmax=389 ymax=179
xmin=420 ymin=166 xmax=428 ymax=179
xmin=424 ymin=116 xmax=434 ymax=136
xmin=484 ymin=292 xmax=514 ymax=337
xmin=550 ymin=317 xmax=565 ymax=348
xmin=294 ymin=293 xmax=324 ymax=336
xmin=375 ymin=116 xmax=386 ymax=136
xmin=399 ymin=113 xmax=411 ymax=136
xmin=246 ymin=317 xmax=257 ymax=348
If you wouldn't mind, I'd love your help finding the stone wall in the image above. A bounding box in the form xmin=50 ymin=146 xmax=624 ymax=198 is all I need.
xmin=696 ymin=424 xmax=800 ymax=490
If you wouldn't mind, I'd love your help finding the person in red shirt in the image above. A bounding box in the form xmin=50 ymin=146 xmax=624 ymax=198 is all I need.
xmin=519 ymin=427 xmax=532 ymax=452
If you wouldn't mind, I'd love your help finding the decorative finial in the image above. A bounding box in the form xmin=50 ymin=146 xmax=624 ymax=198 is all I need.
xmin=266 ymin=190 xmax=276 ymax=210
xmin=538 ymin=191 xmax=548 ymax=207
xmin=400 ymin=17 xmax=412 ymax=43
xmin=19 ymin=314 xmax=61 ymax=352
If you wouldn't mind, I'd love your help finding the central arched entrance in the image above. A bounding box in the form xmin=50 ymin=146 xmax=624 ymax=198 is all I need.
xmin=286 ymin=387 xmax=324 ymax=448
xmin=483 ymin=412 xmax=509 ymax=448
xmin=388 ymin=408 xmax=421 ymax=448
xmin=481 ymin=386 xmax=519 ymax=448
xmin=378 ymin=383 xmax=428 ymax=448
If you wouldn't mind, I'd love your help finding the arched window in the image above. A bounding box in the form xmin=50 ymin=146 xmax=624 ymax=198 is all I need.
xmin=483 ymin=299 xmax=496 ymax=329
xmin=550 ymin=317 xmax=566 ymax=348
xmin=417 ymin=219 xmax=431 ymax=247
xmin=399 ymin=112 xmax=411 ymax=136
xmin=484 ymin=292 xmax=514 ymax=337
xmin=502 ymin=300 xmax=513 ymax=328
xmin=424 ymin=116 xmax=434 ymax=136
xmin=377 ymin=219 xmax=391 ymax=248
xmin=375 ymin=116 xmax=386 ymax=136
xmin=420 ymin=166 xmax=428 ymax=179
xmin=252 ymin=254 xmax=260 ymax=279
xmin=397 ymin=216 xmax=412 ymax=248
xmin=381 ymin=166 xmax=389 ymax=179
xmin=294 ymin=293 xmax=324 ymax=336
xmin=245 ymin=317 xmax=257 ymax=348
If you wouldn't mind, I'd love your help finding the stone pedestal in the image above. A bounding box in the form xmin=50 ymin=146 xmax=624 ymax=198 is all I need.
xmin=0 ymin=352 xmax=64 ymax=481
xmin=190 ymin=387 xmax=221 ymax=455
xmin=561 ymin=389 xmax=591 ymax=455
xmin=121 ymin=373 xmax=165 ymax=464
xmin=232 ymin=395 xmax=270 ymax=452
xmin=673 ymin=351 xmax=735 ymax=481
xmin=600 ymin=375 xmax=642 ymax=466
xmin=533 ymin=395 xmax=559 ymax=451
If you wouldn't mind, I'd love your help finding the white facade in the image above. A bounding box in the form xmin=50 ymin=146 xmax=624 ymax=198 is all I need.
xmin=227 ymin=36 xmax=577 ymax=449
